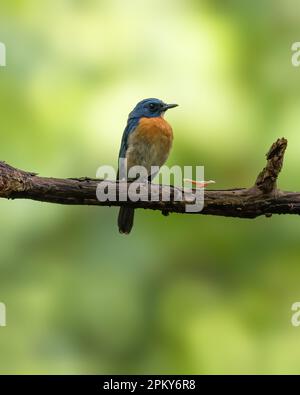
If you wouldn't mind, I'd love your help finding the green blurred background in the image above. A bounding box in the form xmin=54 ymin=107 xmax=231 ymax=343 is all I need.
xmin=0 ymin=0 xmax=300 ymax=374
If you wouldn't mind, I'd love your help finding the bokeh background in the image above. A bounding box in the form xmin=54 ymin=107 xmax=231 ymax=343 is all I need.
xmin=0 ymin=0 xmax=300 ymax=374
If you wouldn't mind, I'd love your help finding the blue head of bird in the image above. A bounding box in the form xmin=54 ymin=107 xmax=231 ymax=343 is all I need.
xmin=128 ymin=98 xmax=178 ymax=120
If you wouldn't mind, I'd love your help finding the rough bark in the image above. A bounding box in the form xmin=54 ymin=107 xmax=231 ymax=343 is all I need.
xmin=1 ymin=138 xmax=298 ymax=218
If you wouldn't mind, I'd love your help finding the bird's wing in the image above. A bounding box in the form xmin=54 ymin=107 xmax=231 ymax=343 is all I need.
xmin=118 ymin=117 xmax=140 ymax=159
xmin=117 ymin=117 xmax=140 ymax=179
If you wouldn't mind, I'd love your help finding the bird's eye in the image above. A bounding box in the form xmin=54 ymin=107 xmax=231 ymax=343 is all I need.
xmin=149 ymin=103 xmax=156 ymax=111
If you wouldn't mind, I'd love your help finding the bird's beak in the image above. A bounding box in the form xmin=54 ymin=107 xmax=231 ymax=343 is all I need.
xmin=163 ymin=103 xmax=178 ymax=111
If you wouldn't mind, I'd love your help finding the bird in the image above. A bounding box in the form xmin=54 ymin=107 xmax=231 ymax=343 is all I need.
xmin=117 ymin=98 xmax=178 ymax=234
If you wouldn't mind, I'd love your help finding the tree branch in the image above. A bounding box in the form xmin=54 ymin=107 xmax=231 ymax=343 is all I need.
xmin=253 ymin=137 xmax=287 ymax=194
xmin=0 ymin=137 xmax=299 ymax=218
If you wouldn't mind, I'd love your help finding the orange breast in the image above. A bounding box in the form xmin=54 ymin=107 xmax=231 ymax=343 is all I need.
xmin=126 ymin=116 xmax=174 ymax=171
xmin=132 ymin=117 xmax=173 ymax=157
xmin=137 ymin=116 xmax=173 ymax=142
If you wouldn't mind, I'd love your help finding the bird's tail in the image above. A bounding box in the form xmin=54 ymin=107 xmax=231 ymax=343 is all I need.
xmin=118 ymin=207 xmax=135 ymax=234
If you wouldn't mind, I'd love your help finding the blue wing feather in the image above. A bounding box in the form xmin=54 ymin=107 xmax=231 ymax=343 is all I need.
xmin=117 ymin=117 xmax=140 ymax=179
xmin=118 ymin=117 xmax=140 ymax=159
